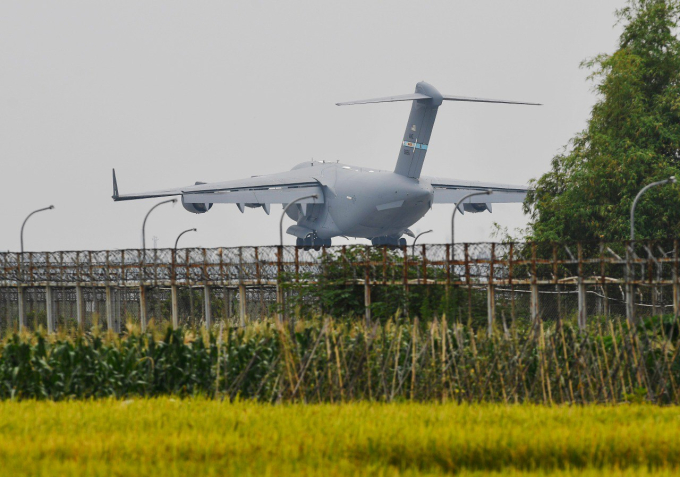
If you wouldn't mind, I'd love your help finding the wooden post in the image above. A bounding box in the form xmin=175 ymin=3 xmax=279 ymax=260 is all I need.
xmin=139 ymin=285 xmax=147 ymax=331
xmin=239 ymin=284 xmax=247 ymax=326
xmin=46 ymin=285 xmax=55 ymax=333
xmin=76 ymin=285 xmax=84 ymax=330
xmin=17 ymin=286 xmax=26 ymax=331
xmin=171 ymin=285 xmax=179 ymax=328
xmin=204 ymin=284 xmax=212 ymax=329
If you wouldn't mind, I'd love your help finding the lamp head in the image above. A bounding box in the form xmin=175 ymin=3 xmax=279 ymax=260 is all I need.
xmin=486 ymin=189 xmax=493 ymax=195
xmin=48 ymin=205 xmax=55 ymax=210
xmin=669 ymin=176 xmax=677 ymax=184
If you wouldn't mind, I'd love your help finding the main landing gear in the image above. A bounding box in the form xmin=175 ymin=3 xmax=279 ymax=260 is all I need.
xmin=371 ymin=236 xmax=407 ymax=248
xmin=296 ymin=236 xmax=332 ymax=251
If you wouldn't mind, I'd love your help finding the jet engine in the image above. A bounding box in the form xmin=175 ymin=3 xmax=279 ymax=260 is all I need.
xmin=182 ymin=196 xmax=213 ymax=214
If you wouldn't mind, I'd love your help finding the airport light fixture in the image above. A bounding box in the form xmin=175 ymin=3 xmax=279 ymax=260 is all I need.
xmin=20 ymin=205 xmax=55 ymax=253
xmin=142 ymin=199 xmax=177 ymax=251
xmin=174 ymin=228 xmax=197 ymax=251
xmin=630 ymin=176 xmax=676 ymax=241
xmin=451 ymin=190 xmax=493 ymax=249
xmin=412 ymin=229 xmax=432 ymax=257
xmin=280 ymin=195 xmax=319 ymax=247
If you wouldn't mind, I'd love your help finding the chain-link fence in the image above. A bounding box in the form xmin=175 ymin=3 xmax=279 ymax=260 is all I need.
xmin=1 ymin=240 xmax=678 ymax=333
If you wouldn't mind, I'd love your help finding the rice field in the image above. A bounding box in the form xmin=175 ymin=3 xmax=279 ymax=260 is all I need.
xmin=1 ymin=399 xmax=679 ymax=476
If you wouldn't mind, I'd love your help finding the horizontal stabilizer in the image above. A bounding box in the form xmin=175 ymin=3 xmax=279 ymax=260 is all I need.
xmin=336 ymin=93 xmax=430 ymax=106
xmin=442 ymin=95 xmax=541 ymax=106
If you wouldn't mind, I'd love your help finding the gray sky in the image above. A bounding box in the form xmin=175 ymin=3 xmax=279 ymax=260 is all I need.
xmin=0 ymin=1 xmax=625 ymax=252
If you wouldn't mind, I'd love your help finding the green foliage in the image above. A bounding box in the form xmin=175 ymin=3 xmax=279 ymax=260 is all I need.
xmin=525 ymin=0 xmax=680 ymax=241
xmin=1 ymin=314 xmax=680 ymax=403
xmin=281 ymin=246 xmax=487 ymax=324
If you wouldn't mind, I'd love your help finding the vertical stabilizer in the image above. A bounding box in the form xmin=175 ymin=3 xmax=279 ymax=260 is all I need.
xmin=394 ymin=82 xmax=442 ymax=178
xmin=336 ymin=82 xmax=540 ymax=179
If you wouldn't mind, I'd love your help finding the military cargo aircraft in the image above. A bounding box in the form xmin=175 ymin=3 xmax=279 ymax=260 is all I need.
xmin=112 ymin=82 xmax=539 ymax=248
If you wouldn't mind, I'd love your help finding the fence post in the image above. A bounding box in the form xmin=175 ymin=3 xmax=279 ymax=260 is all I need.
xmin=139 ymin=285 xmax=147 ymax=331
xmin=223 ymin=287 xmax=231 ymax=319
xmin=531 ymin=283 xmax=539 ymax=325
xmin=276 ymin=245 xmax=283 ymax=323
xmin=674 ymin=239 xmax=679 ymax=319
xmin=487 ymin=285 xmax=495 ymax=337
xmin=577 ymin=243 xmax=586 ymax=331
xmin=626 ymin=242 xmax=635 ymax=324
xmin=487 ymin=243 xmax=495 ymax=337
xmin=171 ymin=286 xmax=179 ymax=328
xmin=530 ymin=243 xmax=539 ymax=325
xmin=18 ymin=286 xmax=26 ymax=331
xmin=204 ymin=284 xmax=212 ymax=329
xmin=106 ymin=285 xmax=117 ymax=332
xmin=364 ymin=247 xmax=371 ymax=324
xmin=46 ymin=285 xmax=55 ymax=333
xmin=577 ymin=281 xmax=587 ymax=331
xmin=76 ymin=284 xmax=84 ymax=330
xmin=239 ymin=284 xmax=247 ymax=326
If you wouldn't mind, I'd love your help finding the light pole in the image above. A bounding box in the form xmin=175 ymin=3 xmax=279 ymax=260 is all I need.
xmin=279 ymin=195 xmax=319 ymax=247
xmin=630 ymin=176 xmax=676 ymax=240
xmin=451 ymin=190 xmax=493 ymax=247
xmin=174 ymin=228 xmax=197 ymax=251
xmin=412 ymin=229 xmax=432 ymax=257
xmin=21 ymin=205 xmax=55 ymax=253
xmin=142 ymin=199 xmax=177 ymax=250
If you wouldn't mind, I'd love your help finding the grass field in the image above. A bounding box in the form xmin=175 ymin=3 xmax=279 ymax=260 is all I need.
xmin=1 ymin=400 xmax=679 ymax=476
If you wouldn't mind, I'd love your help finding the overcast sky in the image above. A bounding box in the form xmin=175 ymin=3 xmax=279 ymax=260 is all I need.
xmin=0 ymin=1 xmax=625 ymax=252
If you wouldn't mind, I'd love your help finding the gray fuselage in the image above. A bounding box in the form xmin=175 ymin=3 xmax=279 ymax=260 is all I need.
xmin=286 ymin=161 xmax=433 ymax=240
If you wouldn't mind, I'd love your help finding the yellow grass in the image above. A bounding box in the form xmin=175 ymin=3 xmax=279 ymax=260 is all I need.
xmin=0 ymin=400 xmax=679 ymax=476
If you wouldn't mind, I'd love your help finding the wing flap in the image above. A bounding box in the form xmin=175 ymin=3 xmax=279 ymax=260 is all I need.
xmin=183 ymin=185 xmax=324 ymax=205
xmin=425 ymin=176 xmax=530 ymax=204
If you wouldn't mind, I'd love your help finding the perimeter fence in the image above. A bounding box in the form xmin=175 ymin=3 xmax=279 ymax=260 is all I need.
xmin=0 ymin=240 xmax=678 ymax=334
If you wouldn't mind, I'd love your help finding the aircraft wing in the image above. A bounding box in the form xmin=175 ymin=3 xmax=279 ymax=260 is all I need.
xmin=424 ymin=176 xmax=529 ymax=209
xmin=112 ymin=169 xmax=324 ymax=206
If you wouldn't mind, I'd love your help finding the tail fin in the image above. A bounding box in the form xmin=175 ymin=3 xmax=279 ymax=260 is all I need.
xmin=337 ymin=82 xmax=540 ymax=179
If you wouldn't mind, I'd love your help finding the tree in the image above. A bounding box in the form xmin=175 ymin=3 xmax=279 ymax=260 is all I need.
xmin=525 ymin=0 xmax=680 ymax=242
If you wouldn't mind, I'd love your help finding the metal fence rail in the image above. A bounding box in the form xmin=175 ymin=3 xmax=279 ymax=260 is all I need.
xmin=0 ymin=240 xmax=678 ymax=333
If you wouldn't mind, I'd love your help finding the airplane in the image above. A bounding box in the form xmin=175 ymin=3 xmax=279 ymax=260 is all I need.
xmin=112 ymin=82 xmax=539 ymax=249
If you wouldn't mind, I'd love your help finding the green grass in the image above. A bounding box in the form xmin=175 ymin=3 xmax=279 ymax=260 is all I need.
xmin=1 ymin=400 xmax=680 ymax=476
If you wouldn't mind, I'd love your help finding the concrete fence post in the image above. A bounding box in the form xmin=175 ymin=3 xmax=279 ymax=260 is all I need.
xmin=46 ymin=285 xmax=55 ymax=333
xmin=487 ymin=284 xmax=495 ymax=337
xmin=204 ymin=284 xmax=212 ymax=329
xmin=171 ymin=285 xmax=179 ymax=328
xmin=239 ymin=284 xmax=247 ymax=326
xmin=106 ymin=286 xmax=118 ymax=332
xmin=76 ymin=285 xmax=84 ymax=330
xmin=530 ymin=283 xmax=539 ymax=325
xmin=577 ymin=281 xmax=587 ymax=331
xmin=18 ymin=286 xmax=26 ymax=331
xmin=139 ymin=285 xmax=147 ymax=331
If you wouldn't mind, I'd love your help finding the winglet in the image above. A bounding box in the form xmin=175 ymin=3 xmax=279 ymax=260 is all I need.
xmin=112 ymin=169 xmax=119 ymax=200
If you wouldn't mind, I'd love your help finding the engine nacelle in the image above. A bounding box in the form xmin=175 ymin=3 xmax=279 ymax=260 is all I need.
xmin=182 ymin=196 xmax=213 ymax=214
